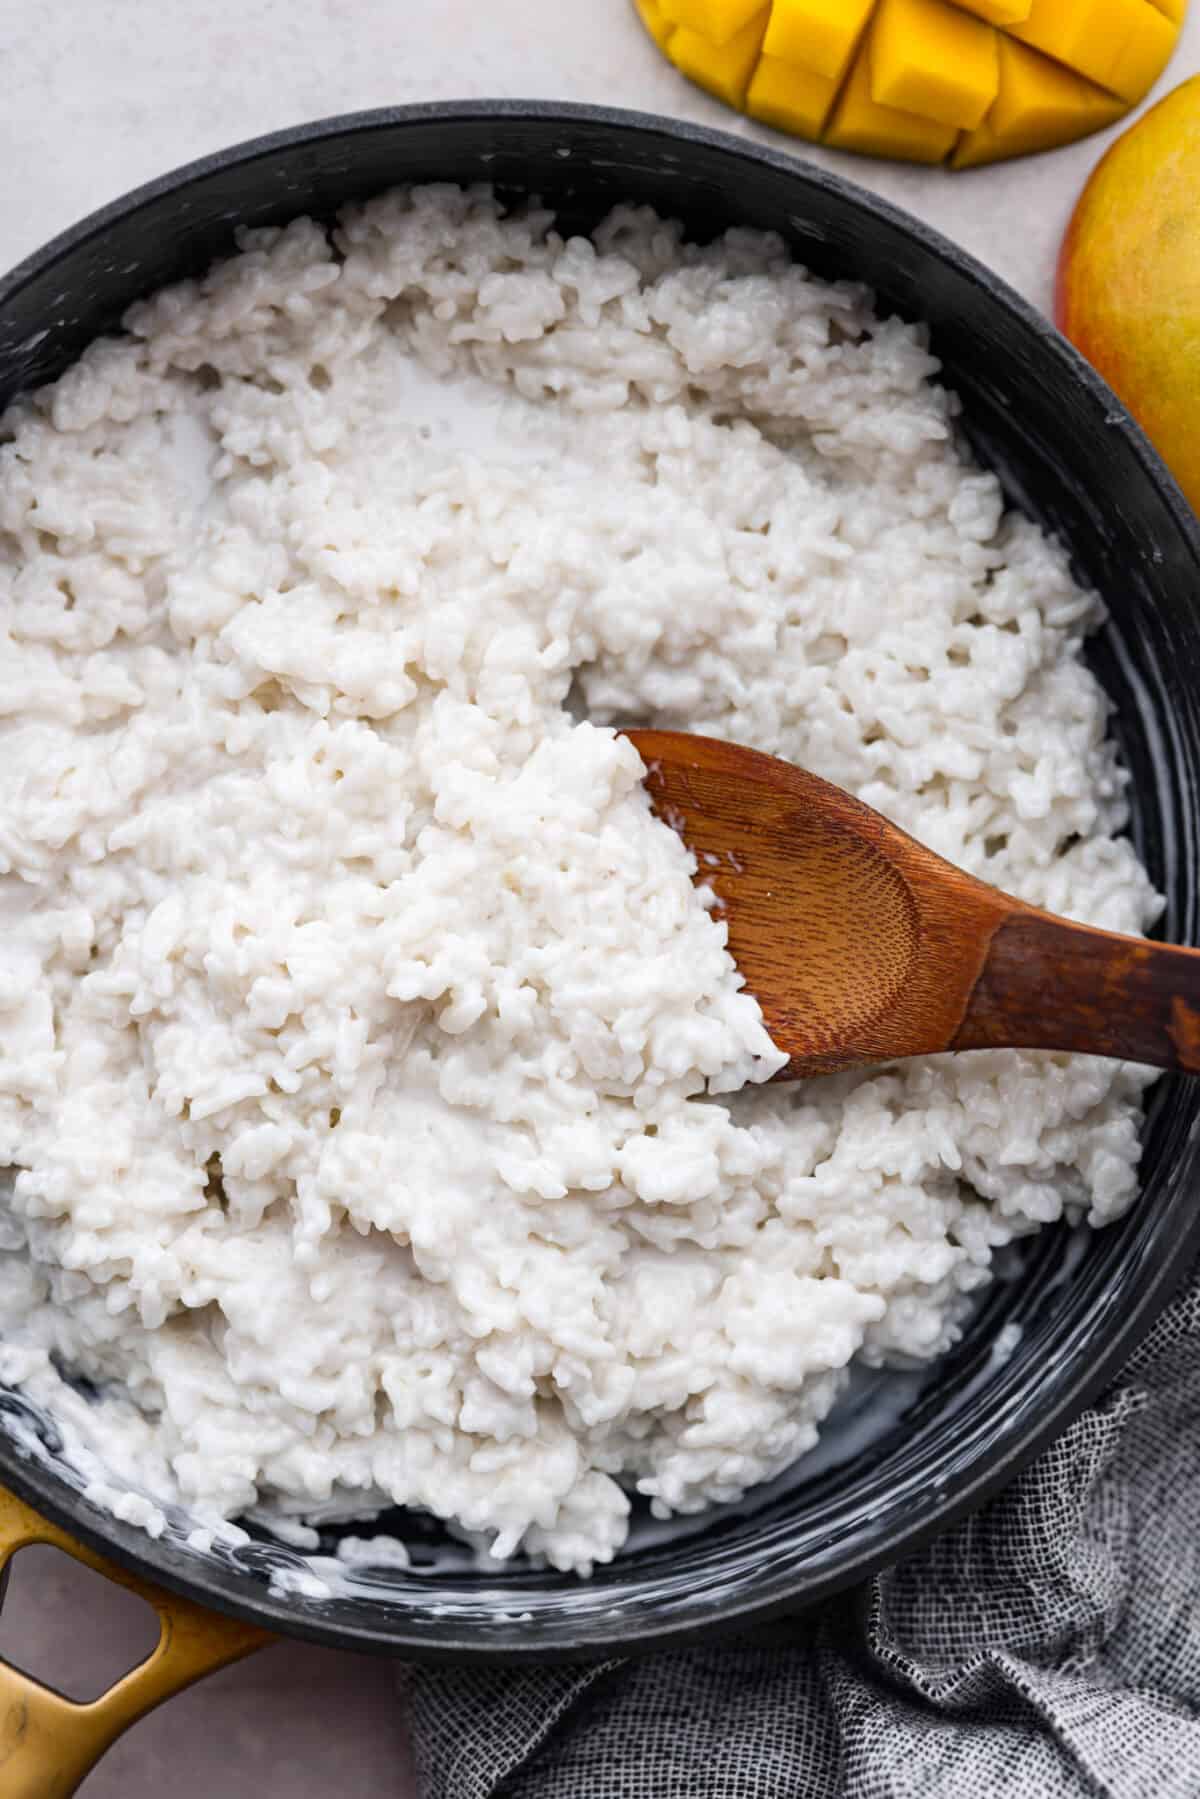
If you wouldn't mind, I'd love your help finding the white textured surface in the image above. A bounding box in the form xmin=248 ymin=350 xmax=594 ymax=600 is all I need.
xmin=1 ymin=2 xmax=1197 ymax=1794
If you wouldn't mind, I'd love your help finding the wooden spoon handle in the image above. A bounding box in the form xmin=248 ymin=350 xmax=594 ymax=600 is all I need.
xmin=953 ymin=910 xmax=1200 ymax=1072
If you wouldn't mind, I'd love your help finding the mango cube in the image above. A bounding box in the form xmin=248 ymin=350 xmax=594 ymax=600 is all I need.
xmin=670 ymin=6 xmax=770 ymax=104
xmin=1010 ymin=0 xmax=1172 ymax=100
xmin=659 ymin=0 xmax=768 ymax=44
xmin=826 ymin=28 xmax=958 ymax=159
xmin=1103 ymin=3 xmax=1177 ymax=98
xmin=635 ymin=0 xmax=677 ymax=49
xmin=746 ymin=54 xmax=840 ymax=133
xmin=761 ymin=0 xmax=874 ymax=79
xmin=952 ymin=37 xmax=1126 ymax=165
xmin=869 ymin=0 xmax=1000 ymax=129
xmin=951 ymin=0 xmax=1031 ymax=20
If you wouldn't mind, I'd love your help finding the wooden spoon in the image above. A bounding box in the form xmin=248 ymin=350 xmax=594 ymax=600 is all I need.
xmin=625 ymin=728 xmax=1200 ymax=1080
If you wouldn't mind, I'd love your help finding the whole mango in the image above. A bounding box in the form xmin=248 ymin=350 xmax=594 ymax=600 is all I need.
xmin=1057 ymin=76 xmax=1200 ymax=516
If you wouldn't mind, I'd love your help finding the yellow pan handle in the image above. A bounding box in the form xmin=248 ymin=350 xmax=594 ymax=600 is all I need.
xmin=0 ymin=1486 xmax=273 ymax=1798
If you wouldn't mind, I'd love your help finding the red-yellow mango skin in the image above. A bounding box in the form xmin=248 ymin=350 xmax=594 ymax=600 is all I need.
xmin=1057 ymin=76 xmax=1200 ymax=518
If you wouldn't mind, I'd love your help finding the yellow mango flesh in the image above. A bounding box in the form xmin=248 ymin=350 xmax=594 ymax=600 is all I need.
xmin=761 ymin=0 xmax=874 ymax=79
xmin=661 ymin=0 xmax=767 ymax=45
xmin=953 ymin=36 xmax=1126 ymax=166
xmin=636 ymin=0 xmax=677 ymax=47
xmin=670 ymin=6 xmax=769 ymax=104
xmin=633 ymin=0 xmax=1187 ymax=166
xmin=953 ymin=0 xmax=1031 ymax=22
xmin=1009 ymin=0 xmax=1176 ymax=104
xmin=746 ymin=55 xmax=840 ymax=135
xmin=870 ymin=0 xmax=999 ymax=130
xmin=1057 ymin=75 xmax=1200 ymax=516
xmin=825 ymin=26 xmax=958 ymax=158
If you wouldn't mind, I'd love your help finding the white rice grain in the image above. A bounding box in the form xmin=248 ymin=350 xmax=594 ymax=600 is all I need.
xmin=0 ymin=187 xmax=1160 ymax=1573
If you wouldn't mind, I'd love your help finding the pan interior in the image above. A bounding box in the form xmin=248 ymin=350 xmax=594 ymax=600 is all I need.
xmin=1 ymin=105 xmax=1199 ymax=1657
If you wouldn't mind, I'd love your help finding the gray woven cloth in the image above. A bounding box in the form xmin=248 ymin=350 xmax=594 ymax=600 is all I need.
xmin=403 ymin=1264 xmax=1200 ymax=1799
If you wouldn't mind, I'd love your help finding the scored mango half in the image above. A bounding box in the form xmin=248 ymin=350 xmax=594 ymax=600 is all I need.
xmin=633 ymin=0 xmax=1186 ymax=166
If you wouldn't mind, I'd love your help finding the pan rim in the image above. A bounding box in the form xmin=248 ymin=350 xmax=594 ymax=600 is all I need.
xmin=2 ymin=98 xmax=1199 ymax=1660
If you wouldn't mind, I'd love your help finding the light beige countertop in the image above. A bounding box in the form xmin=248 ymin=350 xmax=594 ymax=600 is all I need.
xmin=2 ymin=2 xmax=1198 ymax=1791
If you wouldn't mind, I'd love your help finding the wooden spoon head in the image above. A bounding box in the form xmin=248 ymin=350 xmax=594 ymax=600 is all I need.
xmin=625 ymin=730 xmax=1008 ymax=1077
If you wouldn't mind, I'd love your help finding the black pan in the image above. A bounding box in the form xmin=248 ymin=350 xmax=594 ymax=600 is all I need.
xmin=2 ymin=102 xmax=1200 ymax=1666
